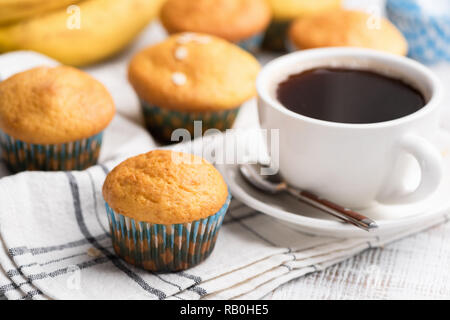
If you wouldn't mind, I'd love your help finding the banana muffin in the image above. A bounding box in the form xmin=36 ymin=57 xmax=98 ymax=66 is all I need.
xmin=128 ymin=33 xmax=260 ymax=143
xmin=160 ymin=0 xmax=271 ymax=52
xmin=0 ymin=66 xmax=115 ymax=172
xmin=289 ymin=10 xmax=408 ymax=55
xmin=103 ymin=150 xmax=231 ymax=272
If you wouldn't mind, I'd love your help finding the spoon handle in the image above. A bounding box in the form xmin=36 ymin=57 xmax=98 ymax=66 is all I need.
xmin=287 ymin=188 xmax=378 ymax=232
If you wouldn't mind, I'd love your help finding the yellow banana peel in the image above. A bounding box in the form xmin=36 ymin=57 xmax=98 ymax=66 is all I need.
xmin=0 ymin=0 xmax=166 ymax=66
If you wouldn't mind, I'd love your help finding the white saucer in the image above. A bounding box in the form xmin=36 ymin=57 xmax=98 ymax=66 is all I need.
xmin=217 ymin=129 xmax=450 ymax=238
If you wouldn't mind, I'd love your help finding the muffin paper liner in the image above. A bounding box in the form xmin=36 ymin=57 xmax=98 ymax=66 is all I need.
xmin=387 ymin=0 xmax=450 ymax=64
xmin=105 ymin=193 xmax=232 ymax=272
xmin=0 ymin=131 xmax=103 ymax=172
xmin=141 ymin=100 xmax=240 ymax=143
xmin=263 ymin=20 xmax=291 ymax=52
xmin=237 ymin=32 xmax=264 ymax=53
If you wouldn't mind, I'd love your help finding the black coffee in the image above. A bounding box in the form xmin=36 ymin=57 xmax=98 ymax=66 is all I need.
xmin=277 ymin=68 xmax=426 ymax=124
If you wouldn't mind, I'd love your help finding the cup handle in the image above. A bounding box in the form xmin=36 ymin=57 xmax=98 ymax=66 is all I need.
xmin=377 ymin=134 xmax=444 ymax=205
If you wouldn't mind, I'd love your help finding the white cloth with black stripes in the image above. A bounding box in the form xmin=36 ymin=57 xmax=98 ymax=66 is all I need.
xmin=1 ymin=50 xmax=449 ymax=300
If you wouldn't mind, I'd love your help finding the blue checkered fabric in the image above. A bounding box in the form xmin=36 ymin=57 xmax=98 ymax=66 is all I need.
xmin=387 ymin=0 xmax=450 ymax=64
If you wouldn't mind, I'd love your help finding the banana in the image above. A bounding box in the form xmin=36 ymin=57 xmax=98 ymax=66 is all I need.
xmin=0 ymin=0 xmax=165 ymax=66
xmin=0 ymin=0 xmax=81 ymax=26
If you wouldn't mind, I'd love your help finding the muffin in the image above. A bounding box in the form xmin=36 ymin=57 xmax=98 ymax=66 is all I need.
xmin=289 ymin=10 xmax=408 ymax=56
xmin=102 ymin=150 xmax=231 ymax=272
xmin=0 ymin=66 xmax=115 ymax=172
xmin=128 ymin=33 xmax=260 ymax=143
xmin=160 ymin=0 xmax=271 ymax=53
xmin=264 ymin=0 xmax=342 ymax=51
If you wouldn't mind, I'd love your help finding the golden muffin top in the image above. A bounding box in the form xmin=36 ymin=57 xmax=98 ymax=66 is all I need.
xmin=160 ymin=0 xmax=271 ymax=42
xmin=268 ymin=0 xmax=341 ymax=21
xmin=0 ymin=66 xmax=115 ymax=144
xmin=128 ymin=33 xmax=261 ymax=112
xmin=289 ymin=10 xmax=408 ymax=56
xmin=102 ymin=150 xmax=229 ymax=224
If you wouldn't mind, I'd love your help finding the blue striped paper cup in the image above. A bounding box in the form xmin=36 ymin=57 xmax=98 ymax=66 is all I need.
xmin=236 ymin=32 xmax=265 ymax=53
xmin=0 ymin=131 xmax=103 ymax=173
xmin=141 ymin=100 xmax=240 ymax=143
xmin=386 ymin=0 xmax=450 ymax=64
xmin=105 ymin=193 xmax=231 ymax=272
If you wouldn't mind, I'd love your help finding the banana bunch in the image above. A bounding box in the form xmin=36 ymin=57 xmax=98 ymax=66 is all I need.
xmin=0 ymin=0 xmax=80 ymax=25
xmin=0 ymin=0 xmax=165 ymax=66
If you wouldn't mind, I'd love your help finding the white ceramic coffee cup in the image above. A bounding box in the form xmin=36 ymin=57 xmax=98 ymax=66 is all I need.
xmin=257 ymin=48 xmax=444 ymax=209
